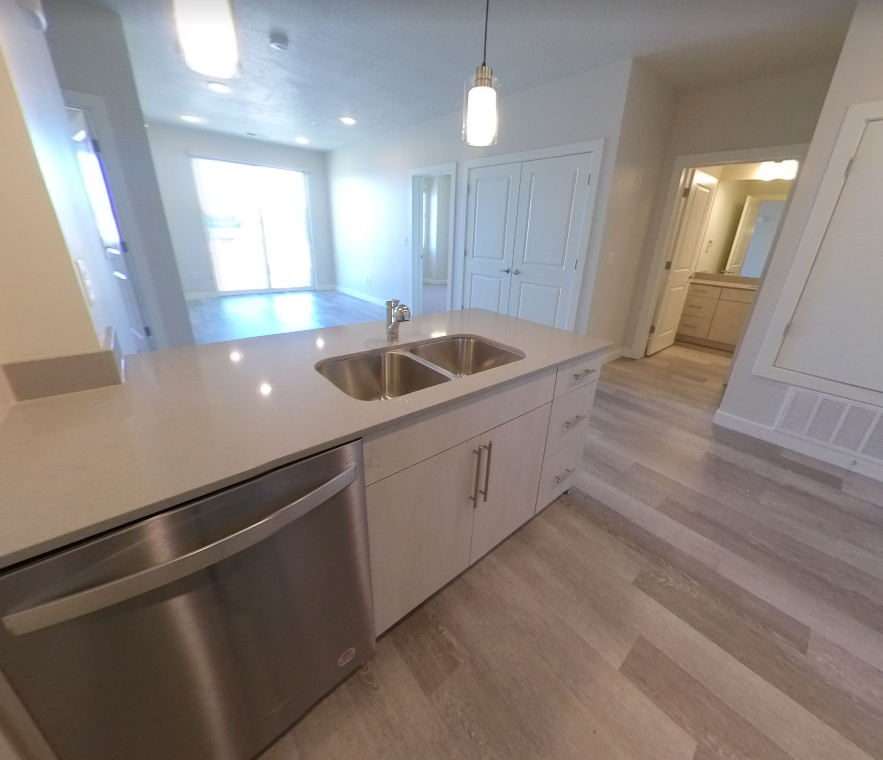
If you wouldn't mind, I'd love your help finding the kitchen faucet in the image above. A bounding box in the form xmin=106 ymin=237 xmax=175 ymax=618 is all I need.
xmin=386 ymin=299 xmax=411 ymax=341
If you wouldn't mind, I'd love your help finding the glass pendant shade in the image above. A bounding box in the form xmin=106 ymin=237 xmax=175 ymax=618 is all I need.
xmin=463 ymin=65 xmax=498 ymax=147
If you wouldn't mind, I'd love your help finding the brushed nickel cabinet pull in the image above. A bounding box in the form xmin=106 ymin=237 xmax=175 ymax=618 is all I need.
xmin=573 ymin=368 xmax=596 ymax=380
xmin=555 ymin=468 xmax=576 ymax=484
xmin=469 ymin=447 xmax=483 ymax=506
xmin=479 ymin=441 xmax=493 ymax=503
xmin=564 ymin=414 xmax=587 ymax=429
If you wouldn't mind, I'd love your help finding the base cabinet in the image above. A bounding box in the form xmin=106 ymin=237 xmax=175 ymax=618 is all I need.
xmin=366 ymin=352 xmax=603 ymax=634
xmin=469 ymin=404 xmax=551 ymax=563
xmin=366 ymin=437 xmax=480 ymax=634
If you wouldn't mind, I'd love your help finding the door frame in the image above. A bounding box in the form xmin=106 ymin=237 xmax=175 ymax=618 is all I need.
xmin=626 ymin=143 xmax=809 ymax=360
xmin=409 ymin=163 xmax=457 ymax=315
xmin=452 ymin=139 xmax=605 ymax=333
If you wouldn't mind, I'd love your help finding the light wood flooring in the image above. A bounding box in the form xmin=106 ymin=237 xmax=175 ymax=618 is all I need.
xmin=263 ymin=342 xmax=883 ymax=760
xmin=187 ymin=291 xmax=386 ymax=345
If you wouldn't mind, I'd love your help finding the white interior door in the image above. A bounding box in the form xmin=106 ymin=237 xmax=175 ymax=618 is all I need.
xmin=647 ymin=171 xmax=716 ymax=355
xmin=776 ymin=118 xmax=883 ymax=394
xmin=507 ymin=153 xmax=594 ymax=328
xmin=462 ymin=163 xmax=521 ymax=314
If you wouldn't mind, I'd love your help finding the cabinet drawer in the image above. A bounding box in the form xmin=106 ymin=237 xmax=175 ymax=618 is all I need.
xmin=536 ymin=439 xmax=583 ymax=512
xmin=682 ymin=295 xmax=718 ymax=320
xmin=687 ymin=283 xmax=722 ymax=300
xmin=554 ymin=354 xmax=603 ymax=399
xmin=545 ymin=382 xmax=597 ymax=458
xmin=719 ymin=287 xmax=756 ymax=304
xmin=677 ymin=315 xmax=711 ymax=339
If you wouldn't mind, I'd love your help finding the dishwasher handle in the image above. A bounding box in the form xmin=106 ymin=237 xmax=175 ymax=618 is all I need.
xmin=2 ymin=466 xmax=358 ymax=637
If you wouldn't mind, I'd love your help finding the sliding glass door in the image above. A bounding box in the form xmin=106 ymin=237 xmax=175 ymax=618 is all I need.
xmin=191 ymin=158 xmax=314 ymax=293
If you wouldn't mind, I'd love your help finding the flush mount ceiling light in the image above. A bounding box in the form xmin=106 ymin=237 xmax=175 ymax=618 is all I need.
xmin=295 ymin=136 xmax=310 ymax=145
xmin=756 ymin=160 xmax=799 ymax=181
xmin=340 ymin=116 xmax=356 ymax=126
xmin=181 ymin=114 xmax=205 ymax=123
xmin=173 ymin=0 xmax=240 ymax=79
xmin=207 ymin=81 xmax=232 ymax=94
xmin=463 ymin=0 xmax=498 ymax=147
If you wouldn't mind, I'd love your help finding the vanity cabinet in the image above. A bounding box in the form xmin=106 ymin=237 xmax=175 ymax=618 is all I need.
xmin=677 ymin=281 xmax=756 ymax=351
xmin=364 ymin=352 xmax=603 ymax=633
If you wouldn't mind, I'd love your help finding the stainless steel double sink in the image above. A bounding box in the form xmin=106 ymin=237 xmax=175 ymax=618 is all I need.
xmin=316 ymin=336 xmax=525 ymax=401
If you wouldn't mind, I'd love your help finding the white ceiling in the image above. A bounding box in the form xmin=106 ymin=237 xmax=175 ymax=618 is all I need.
xmin=83 ymin=0 xmax=855 ymax=151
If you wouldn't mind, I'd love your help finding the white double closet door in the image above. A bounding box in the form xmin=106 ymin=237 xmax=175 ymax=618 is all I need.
xmin=463 ymin=152 xmax=594 ymax=329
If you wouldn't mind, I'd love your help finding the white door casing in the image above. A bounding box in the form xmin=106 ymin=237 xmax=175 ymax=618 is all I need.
xmin=508 ymin=153 xmax=594 ymax=328
xmin=462 ymin=163 xmax=521 ymax=315
xmin=647 ymin=171 xmax=717 ymax=355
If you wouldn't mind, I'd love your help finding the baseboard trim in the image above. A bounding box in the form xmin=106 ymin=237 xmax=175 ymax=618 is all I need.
xmin=713 ymin=409 xmax=883 ymax=482
xmin=335 ymin=287 xmax=388 ymax=307
xmin=601 ymin=347 xmax=624 ymax=365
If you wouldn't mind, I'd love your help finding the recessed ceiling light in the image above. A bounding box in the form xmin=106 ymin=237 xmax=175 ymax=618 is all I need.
xmin=181 ymin=114 xmax=205 ymax=124
xmin=207 ymin=81 xmax=232 ymax=94
xmin=340 ymin=116 xmax=356 ymax=126
xmin=294 ymin=136 xmax=309 ymax=145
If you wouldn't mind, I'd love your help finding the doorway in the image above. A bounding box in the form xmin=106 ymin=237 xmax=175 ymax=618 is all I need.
xmin=411 ymin=164 xmax=456 ymax=315
xmin=639 ymin=153 xmax=801 ymax=365
xmin=66 ymin=107 xmax=153 ymax=354
xmin=457 ymin=143 xmax=601 ymax=330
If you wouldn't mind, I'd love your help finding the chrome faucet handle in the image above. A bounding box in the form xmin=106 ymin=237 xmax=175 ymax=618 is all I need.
xmin=396 ymin=304 xmax=411 ymax=322
xmin=386 ymin=299 xmax=400 ymax=309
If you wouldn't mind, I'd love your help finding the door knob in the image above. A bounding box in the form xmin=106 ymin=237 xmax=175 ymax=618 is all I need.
xmin=500 ymin=268 xmax=511 ymax=273
xmin=512 ymin=269 xmax=520 ymax=275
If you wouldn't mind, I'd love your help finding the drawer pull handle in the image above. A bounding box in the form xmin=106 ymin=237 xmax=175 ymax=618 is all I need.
xmin=555 ymin=468 xmax=576 ymax=484
xmin=573 ymin=368 xmax=596 ymax=380
xmin=564 ymin=414 xmax=587 ymax=429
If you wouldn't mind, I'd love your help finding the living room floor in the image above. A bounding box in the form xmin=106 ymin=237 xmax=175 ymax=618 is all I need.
xmin=262 ymin=342 xmax=883 ymax=760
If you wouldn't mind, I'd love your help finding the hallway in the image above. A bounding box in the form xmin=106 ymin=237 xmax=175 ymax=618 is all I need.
xmin=187 ymin=291 xmax=387 ymax=345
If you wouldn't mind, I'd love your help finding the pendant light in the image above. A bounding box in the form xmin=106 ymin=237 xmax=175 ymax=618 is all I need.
xmin=463 ymin=0 xmax=498 ymax=147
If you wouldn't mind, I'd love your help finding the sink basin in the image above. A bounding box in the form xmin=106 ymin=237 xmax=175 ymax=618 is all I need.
xmin=409 ymin=337 xmax=524 ymax=377
xmin=317 ymin=350 xmax=452 ymax=401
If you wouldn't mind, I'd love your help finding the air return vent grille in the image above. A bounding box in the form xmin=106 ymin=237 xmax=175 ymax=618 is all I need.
xmin=776 ymin=387 xmax=883 ymax=464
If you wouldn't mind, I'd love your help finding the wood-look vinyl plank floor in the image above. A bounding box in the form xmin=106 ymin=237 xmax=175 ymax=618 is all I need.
xmin=261 ymin=343 xmax=883 ymax=760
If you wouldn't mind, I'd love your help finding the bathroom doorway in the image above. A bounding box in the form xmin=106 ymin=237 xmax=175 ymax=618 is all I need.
xmin=411 ymin=164 xmax=456 ymax=315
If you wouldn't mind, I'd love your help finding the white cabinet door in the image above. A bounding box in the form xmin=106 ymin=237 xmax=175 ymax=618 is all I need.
xmin=462 ymin=163 xmax=521 ymax=314
xmin=470 ymin=404 xmax=551 ymax=563
xmin=647 ymin=171 xmax=716 ymax=355
xmin=366 ymin=437 xmax=480 ymax=633
xmin=507 ymin=153 xmax=594 ymax=328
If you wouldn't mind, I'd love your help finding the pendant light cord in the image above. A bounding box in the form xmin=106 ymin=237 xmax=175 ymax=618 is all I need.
xmin=482 ymin=0 xmax=490 ymax=65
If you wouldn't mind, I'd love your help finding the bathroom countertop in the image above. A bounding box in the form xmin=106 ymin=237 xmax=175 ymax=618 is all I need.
xmin=0 ymin=309 xmax=611 ymax=571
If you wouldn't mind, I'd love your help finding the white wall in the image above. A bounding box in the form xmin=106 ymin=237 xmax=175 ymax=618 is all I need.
xmin=0 ymin=0 xmax=104 ymax=363
xmin=624 ymin=63 xmax=836 ymax=351
xmin=329 ymin=58 xmax=676 ymax=346
xmin=148 ymin=125 xmax=336 ymax=296
xmin=44 ymin=0 xmax=194 ymax=349
xmin=719 ymin=0 xmax=883 ymax=437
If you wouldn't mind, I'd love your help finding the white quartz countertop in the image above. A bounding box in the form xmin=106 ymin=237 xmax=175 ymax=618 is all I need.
xmin=0 ymin=310 xmax=611 ymax=571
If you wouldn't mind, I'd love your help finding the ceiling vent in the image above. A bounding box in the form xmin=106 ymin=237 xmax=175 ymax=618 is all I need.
xmin=776 ymin=387 xmax=883 ymax=464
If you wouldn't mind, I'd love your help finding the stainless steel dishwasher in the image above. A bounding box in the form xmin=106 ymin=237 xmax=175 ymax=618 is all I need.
xmin=0 ymin=440 xmax=374 ymax=760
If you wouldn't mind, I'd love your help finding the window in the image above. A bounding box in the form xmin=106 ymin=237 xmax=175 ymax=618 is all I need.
xmin=191 ymin=157 xmax=314 ymax=292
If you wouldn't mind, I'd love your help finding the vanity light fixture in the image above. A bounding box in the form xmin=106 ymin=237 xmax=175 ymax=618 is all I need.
xmin=340 ymin=117 xmax=356 ymax=126
xmin=756 ymin=160 xmax=799 ymax=182
xmin=463 ymin=0 xmax=498 ymax=147
xmin=207 ymin=81 xmax=232 ymax=94
xmin=173 ymin=0 xmax=240 ymax=79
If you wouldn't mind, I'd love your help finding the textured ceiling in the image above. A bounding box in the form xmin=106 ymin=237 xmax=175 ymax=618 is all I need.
xmin=81 ymin=0 xmax=854 ymax=151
